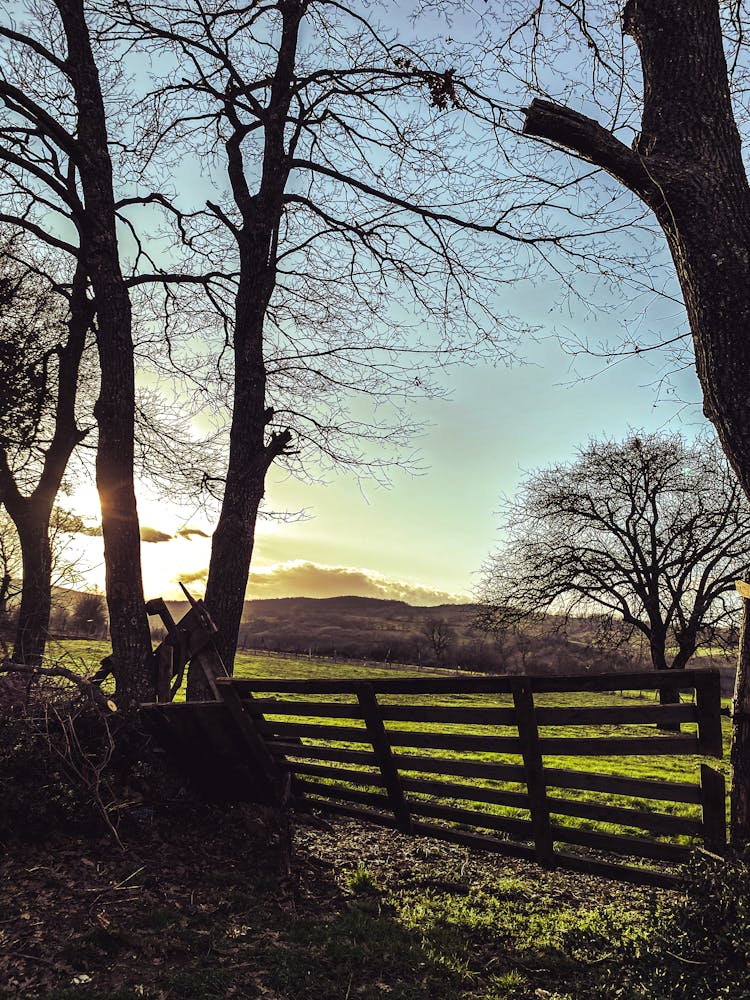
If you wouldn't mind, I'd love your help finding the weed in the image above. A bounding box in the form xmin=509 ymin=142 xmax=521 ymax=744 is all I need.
xmin=484 ymin=970 xmax=529 ymax=998
xmin=346 ymin=864 xmax=377 ymax=894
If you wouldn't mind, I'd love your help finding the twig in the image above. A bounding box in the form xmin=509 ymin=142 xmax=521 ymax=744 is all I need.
xmin=663 ymin=950 xmax=707 ymax=966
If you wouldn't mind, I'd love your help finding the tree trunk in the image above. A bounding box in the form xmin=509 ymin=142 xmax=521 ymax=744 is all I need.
xmin=524 ymin=0 xmax=750 ymax=501
xmin=56 ymin=0 xmax=152 ymax=706
xmin=187 ymin=4 xmax=302 ymax=697
xmin=731 ymin=592 xmax=750 ymax=846
xmin=195 ymin=252 xmax=281 ymax=693
xmin=11 ymin=506 xmax=52 ymax=667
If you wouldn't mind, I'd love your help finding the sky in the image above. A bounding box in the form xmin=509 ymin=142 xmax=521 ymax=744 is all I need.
xmin=67 ymin=311 xmax=707 ymax=606
xmin=53 ymin=1 xmax=712 ymax=606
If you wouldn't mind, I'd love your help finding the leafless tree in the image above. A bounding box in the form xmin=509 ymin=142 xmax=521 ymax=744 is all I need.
xmin=71 ymin=591 xmax=108 ymax=638
xmin=0 ymin=233 xmax=94 ymax=664
xmin=108 ymin=0 xmax=543 ymax=690
xmin=422 ymin=617 xmax=453 ymax=664
xmin=0 ymin=0 xmax=156 ymax=701
xmin=479 ymin=433 xmax=750 ymax=690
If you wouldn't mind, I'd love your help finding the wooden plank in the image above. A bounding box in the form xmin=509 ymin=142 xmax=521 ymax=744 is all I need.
xmin=289 ymin=762 xmax=385 ymax=786
xmin=248 ymin=699 xmax=363 ymax=719
xmin=378 ymin=704 xmax=517 ymax=726
xmin=268 ymin=742 xmax=378 ymax=766
xmin=356 ymin=683 xmax=412 ymax=833
xmin=552 ymin=825 xmax=693 ymax=862
xmin=251 ymin=700 xmax=517 ymax=725
xmin=230 ymin=669 xmax=704 ymax=696
xmin=514 ymin=682 xmax=554 ymax=864
xmin=700 ymin=763 xmax=727 ymax=853
xmin=695 ymin=671 xmax=724 ymax=756
xmin=406 ymin=800 xmax=534 ymax=840
xmin=401 ymin=776 xmax=530 ymax=811
xmin=295 ymin=780 xmax=391 ymax=810
xmin=386 ymin=730 xmax=522 ymax=753
xmin=554 ymin=850 xmax=681 ymax=889
xmin=543 ymin=766 xmax=702 ymax=803
xmin=538 ymin=735 xmax=701 ymax=756
xmin=268 ymin=721 xmax=523 ymax=754
xmin=535 ymin=704 xmax=698 ymax=727
xmin=546 ymin=796 xmax=703 ymax=836
xmin=393 ymin=753 xmax=526 ymax=783
xmin=155 ymin=643 xmax=173 ymax=703
xmin=269 ymin=722 xmax=371 ymax=743
xmin=410 ymin=821 xmax=538 ymax=861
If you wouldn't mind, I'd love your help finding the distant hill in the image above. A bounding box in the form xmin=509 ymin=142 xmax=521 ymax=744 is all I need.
xmin=37 ymin=588 xmax=736 ymax=685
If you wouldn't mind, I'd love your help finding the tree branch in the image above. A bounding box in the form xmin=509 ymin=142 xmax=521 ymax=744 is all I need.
xmin=522 ymin=98 xmax=656 ymax=199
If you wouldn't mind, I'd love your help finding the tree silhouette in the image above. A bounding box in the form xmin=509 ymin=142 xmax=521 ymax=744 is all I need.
xmin=480 ymin=433 xmax=750 ymax=689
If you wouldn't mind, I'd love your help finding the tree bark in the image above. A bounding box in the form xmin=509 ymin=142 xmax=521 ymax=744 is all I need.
xmin=195 ymin=244 xmax=291 ymax=693
xmin=10 ymin=505 xmax=52 ymax=666
xmin=524 ymin=0 xmax=750 ymax=503
xmin=732 ymin=591 xmax=750 ymax=846
xmin=56 ymin=0 xmax=153 ymax=706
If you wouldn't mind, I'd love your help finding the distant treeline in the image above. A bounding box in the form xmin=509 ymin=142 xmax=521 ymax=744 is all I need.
xmin=235 ymin=616 xmax=644 ymax=675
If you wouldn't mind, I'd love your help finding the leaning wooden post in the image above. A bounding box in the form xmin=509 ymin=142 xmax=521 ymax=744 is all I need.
xmin=356 ymin=682 xmax=412 ymax=834
xmin=512 ymin=679 xmax=554 ymax=866
xmin=731 ymin=580 xmax=750 ymax=846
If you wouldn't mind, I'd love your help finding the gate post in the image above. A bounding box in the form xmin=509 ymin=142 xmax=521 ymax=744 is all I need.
xmin=513 ymin=680 xmax=554 ymax=866
xmin=700 ymin=763 xmax=727 ymax=854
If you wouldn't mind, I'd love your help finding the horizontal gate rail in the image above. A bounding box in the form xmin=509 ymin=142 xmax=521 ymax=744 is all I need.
xmin=206 ymin=669 xmax=727 ymax=887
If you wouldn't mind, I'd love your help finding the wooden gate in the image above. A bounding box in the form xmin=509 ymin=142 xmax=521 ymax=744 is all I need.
xmin=143 ymin=669 xmax=726 ymax=887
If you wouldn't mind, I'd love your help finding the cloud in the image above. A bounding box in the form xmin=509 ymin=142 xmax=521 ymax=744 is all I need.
xmin=140 ymin=526 xmax=173 ymax=544
xmin=68 ymin=520 xmax=103 ymax=537
xmin=178 ymin=568 xmax=208 ymax=585
xmin=177 ymin=527 xmax=211 ymax=540
xmin=244 ymin=561 xmax=466 ymax=606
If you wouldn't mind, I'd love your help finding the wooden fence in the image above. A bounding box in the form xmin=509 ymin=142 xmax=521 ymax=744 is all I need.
xmin=143 ymin=669 xmax=726 ymax=888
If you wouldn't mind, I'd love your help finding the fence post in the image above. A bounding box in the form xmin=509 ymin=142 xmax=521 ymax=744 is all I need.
xmin=700 ymin=763 xmax=727 ymax=854
xmin=695 ymin=671 xmax=724 ymax=757
xmin=513 ymin=680 xmax=554 ymax=866
xmin=356 ymin=682 xmax=412 ymax=833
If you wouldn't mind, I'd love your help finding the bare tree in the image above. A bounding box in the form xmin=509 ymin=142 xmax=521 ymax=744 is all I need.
xmin=0 ymin=236 xmax=93 ymax=664
xmin=432 ymin=0 xmax=750 ymax=842
xmin=71 ymin=591 xmax=108 ymax=638
xmin=111 ymin=0 xmax=532 ymax=691
xmin=423 ymin=617 xmax=453 ymax=664
xmin=479 ymin=433 xmax=750 ymax=692
xmin=0 ymin=0 xmax=161 ymax=700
